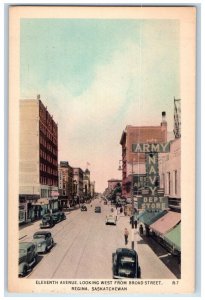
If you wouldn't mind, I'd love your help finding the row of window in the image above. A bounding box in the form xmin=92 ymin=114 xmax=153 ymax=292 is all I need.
xmin=40 ymin=176 xmax=58 ymax=186
xmin=161 ymin=170 xmax=179 ymax=196
xmin=40 ymin=163 xmax=58 ymax=175
xmin=40 ymin=149 xmax=57 ymax=165
xmin=39 ymin=136 xmax=57 ymax=155
xmin=39 ymin=123 xmax=57 ymax=142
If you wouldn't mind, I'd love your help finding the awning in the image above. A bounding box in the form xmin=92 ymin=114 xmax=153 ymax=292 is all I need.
xmin=150 ymin=211 xmax=181 ymax=235
xmin=137 ymin=210 xmax=168 ymax=226
xmin=164 ymin=223 xmax=181 ymax=251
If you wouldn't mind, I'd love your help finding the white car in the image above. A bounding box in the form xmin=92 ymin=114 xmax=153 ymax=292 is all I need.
xmin=105 ymin=215 xmax=117 ymax=225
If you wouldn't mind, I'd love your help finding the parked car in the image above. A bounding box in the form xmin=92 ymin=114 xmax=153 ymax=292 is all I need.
xmin=33 ymin=231 xmax=54 ymax=253
xmin=95 ymin=206 xmax=101 ymax=213
xmin=105 ymin=215 xmax=117 ymax=225
xmin=59 ymin=211 xmax=66 ymax=221
xmin=112 ymin=248 xmax=141 ymax=279
xmin=81 ymin=205 xmax=87 ymax=211
xmin=19 ymin=242 xmax=38 ymax=277
xmin=52 ymin=212 xmax=62 ymax=224
xmin=40 ymin=214 xmax=54 ymax=229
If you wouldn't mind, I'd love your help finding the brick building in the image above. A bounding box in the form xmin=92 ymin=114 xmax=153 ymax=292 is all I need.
xmin=107 ymin=179 xmax=122 ymax=192
xmin=119 ymin=112 xmax=167 ymax=198
xmin=19 ymin=96 xmax=58 ymax=223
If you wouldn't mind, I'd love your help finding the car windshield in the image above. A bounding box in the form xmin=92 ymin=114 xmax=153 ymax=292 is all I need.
xmin=43 ymin=216 xmax=50 ymax=220
xmin=33 ymin=234 xmax=46 ymax=239
xmin=119 ymin=256 xmax=135 ymax=269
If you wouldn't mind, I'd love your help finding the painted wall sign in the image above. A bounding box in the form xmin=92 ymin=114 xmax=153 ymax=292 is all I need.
xmin=132 ymin=142 xmax=170 ymax=153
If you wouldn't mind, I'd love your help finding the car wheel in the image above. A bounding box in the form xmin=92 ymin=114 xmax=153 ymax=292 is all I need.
xmin=22 ymin=265 xmax=28 ymax=277
xmin=45 ymin=246 xmax=48 ymax=253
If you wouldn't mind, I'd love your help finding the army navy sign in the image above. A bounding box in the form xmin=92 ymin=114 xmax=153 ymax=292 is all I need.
xmin=132 ymin=142 xmax=170 ymax=153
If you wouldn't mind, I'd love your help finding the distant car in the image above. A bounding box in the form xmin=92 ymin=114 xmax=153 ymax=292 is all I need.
xmin=19 ymin=242 xmax=38 ymax=277
xmin=33 ymin=231 xmax=54 ymax=253
xmin=112 ymin=248 xmax=141 ymax=279
xmin=95 ymin=206 xmax=101 ymax=213
xmin=105 ymin=215 xmax=117 ymax=225
xmin=81 ymin=205 xmax=87 ymax=211
xmin=40 ymin=214 xmax=54 ymax=228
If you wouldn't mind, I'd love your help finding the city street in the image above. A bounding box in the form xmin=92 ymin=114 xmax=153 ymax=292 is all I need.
xmin=19 ymin=197 xmax=178 ymax=279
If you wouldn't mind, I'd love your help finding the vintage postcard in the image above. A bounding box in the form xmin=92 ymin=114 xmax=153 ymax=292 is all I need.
xmin=8 ymin=5 xmax=196 ymax=295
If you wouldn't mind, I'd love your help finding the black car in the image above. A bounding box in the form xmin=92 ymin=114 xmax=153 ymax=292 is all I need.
xmin=95 ymin=206 xmax=101 ymax=213
xmin=81 ymin=205 xmax=87 ymax=211
xmin=52 ymin=212 xmax=61 ymax=224
xmin=112 ymin=248 xmax=141 ymax=279
xmin=40 ymin=214 xmax=54 ymax=228
xmin=59 ymin=212 xmax=66 ymax=221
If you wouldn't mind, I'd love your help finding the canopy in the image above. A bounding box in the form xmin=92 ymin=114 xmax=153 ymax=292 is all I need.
xmin=164 ymin=223 xmax=181 ymax=251
xmin=150 ymin=211 xmax=181 ymax=235
xmin=137 ymin=210 xmax=168 ymax=226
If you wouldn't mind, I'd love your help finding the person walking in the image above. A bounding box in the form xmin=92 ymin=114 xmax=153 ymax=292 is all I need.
xmin=124 ymin=228 xmax=129 ymax=245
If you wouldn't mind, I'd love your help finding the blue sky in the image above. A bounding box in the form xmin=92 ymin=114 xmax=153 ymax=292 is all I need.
xmin=20 ymin=19 xmax=180 ymax=192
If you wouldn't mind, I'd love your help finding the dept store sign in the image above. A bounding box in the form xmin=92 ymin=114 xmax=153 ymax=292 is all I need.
xmin=138 ymin=196 xmax=168 ymax=210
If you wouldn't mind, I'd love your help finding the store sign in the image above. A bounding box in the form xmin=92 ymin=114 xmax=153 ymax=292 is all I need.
xmin=138 ymin=196 xmax=168 ymax=210
xmin=132 ymin=142 xmax=170 ymax=153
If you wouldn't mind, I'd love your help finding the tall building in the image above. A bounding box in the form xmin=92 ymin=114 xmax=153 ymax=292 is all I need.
xmin=58 ymin=161 xmax=73 ymax=208
xmin=19 ymin=95 xmax=58 ymax=223
xmin=119 ymin=112 xmax=167 ymax=198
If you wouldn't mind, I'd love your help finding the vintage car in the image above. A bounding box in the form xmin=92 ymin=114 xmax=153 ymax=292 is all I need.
xmin=95 ymin=206 xmax=101 ymax=213
xmin=33 ymin=231 xmax=54 ymax=253
xmin=112 ymin=248 xmax=141 ymax=279
xmin=52 ymin=211 xmax=66 ymax=223
xmin=40 ymin=214 xmax=54 ymax=229
xmin=81 ymin=205 xmax=87 ymax=211
xmin=105 ymin=214 xmax=117 ymax=225
xmin=52 ymin=212 xmax=62 ymax=224
xmin=19 ymin=242 xmax=38 ymax=277
xmin=59 ymin=211 xmax=66 ymax=220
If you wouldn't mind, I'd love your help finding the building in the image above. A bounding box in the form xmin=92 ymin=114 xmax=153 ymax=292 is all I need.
xmin=58 ymin=161 xmax=73 ymax=208
xmin=19 ymin=95 xmax=58 ymax=223
xmin=119 ymin=112 xmax=167 ymax=198
xmin=107 ymin=179 xmax=122 ymax=193
xmin=90 ymin=181 xmax=95 ymax=198
xmin=73 ymin=167 xmax=84 ymax=203
xmin=83 ymin=169 xmax=91 ymax=200
xmin=159 ymin=138 xmax=181 ymax=212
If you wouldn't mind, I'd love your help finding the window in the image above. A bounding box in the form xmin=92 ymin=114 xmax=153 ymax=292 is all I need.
xmin=174 ymin=170 xmax=177 ymax=195
xmin=167 ymin=172 xmax=171 ymax=194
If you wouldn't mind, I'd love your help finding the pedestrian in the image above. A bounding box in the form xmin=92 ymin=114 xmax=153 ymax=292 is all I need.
xmin=139 ymin=224 xmax=143 ymax=236
xmin=134 ymin=219 xmax=138 ymax=229
xmin=124 ymin=228 xmax=129 ymax=245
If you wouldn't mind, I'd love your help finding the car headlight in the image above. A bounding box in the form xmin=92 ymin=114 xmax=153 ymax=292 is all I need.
xmin=38 ymin=243 xmax=42 ymax=246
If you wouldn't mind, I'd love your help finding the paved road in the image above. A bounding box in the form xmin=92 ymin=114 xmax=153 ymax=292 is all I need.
xmin=19 ymin=197 xmax=177 ymax=279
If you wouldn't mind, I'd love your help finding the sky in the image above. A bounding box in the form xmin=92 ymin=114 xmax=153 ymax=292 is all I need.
xmin=20 ymin=18 xmax=180 ymax=192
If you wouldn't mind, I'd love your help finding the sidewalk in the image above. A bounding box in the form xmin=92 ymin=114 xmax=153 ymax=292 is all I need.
xmin=117 ymin=213 xmax=180 ymax=279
